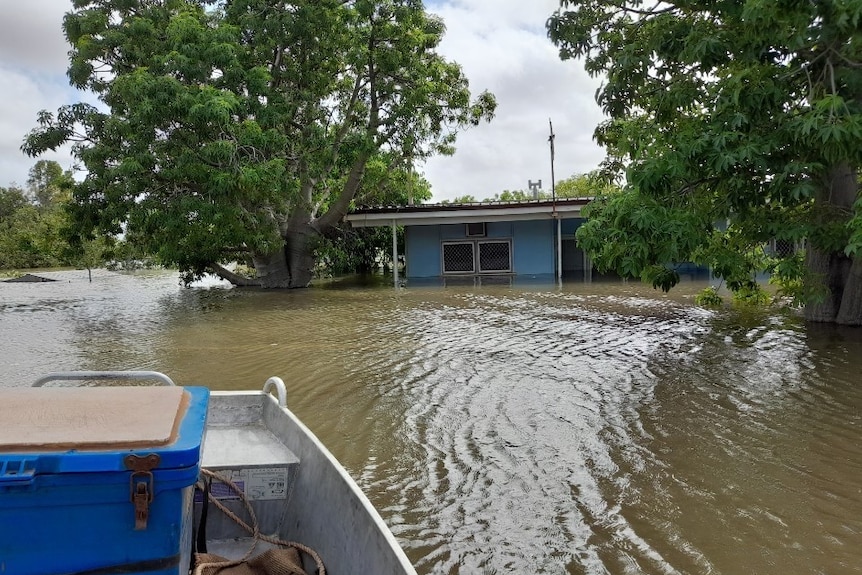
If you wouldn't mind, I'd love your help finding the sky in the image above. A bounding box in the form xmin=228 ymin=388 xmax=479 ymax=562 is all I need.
xmin=0 ymin=0 xmax=607 ymax=202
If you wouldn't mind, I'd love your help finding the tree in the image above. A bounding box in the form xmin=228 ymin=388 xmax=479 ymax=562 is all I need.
xmin=26 ymin=160 xmax=72 ymax=210
xmin=23 ymin=0 xmax=495 ymax=288
xmin=554 ymin=171 xmax=617 ymax=198
xmin=319 ymin=159 xmax=433 ymax=275
xmin=0 ymin=163 xmax=108 ymax=271
xmin=488 ymin=189 xmax=536 ymax=202
xmin=0 ymin=186 xmax=28 ymax=220
xmin=443 ymin=194 xmax=478 ymax=204
xmin=548 ymin=1 xmax=862 ymax=324
xmin=0 ymin=177 xmax=73 ymax=269
xmin=481 ymin=172 xmax=614 ymax=202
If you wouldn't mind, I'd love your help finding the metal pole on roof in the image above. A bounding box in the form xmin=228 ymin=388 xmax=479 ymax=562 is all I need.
xmin=392 ymin=219 xmax=399 ymax=288
xmin=549 ymin=119 xmax=556 ymax=208
xmin=550 ymin=119 xmax=562 ymax=281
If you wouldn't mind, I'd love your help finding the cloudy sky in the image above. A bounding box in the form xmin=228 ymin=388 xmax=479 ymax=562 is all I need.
xmin=0 ymin=0 xmax=606 ymax=202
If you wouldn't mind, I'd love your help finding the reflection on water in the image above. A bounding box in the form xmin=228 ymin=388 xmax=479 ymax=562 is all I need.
xmin=2 ymin=269 xmax=862 ymax=574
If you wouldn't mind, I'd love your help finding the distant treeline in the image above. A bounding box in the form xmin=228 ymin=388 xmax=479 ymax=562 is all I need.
xmin=0 ymin=160 xmax=145 ymax=271
xmin=442 ymin=172 xmax=619 ymax=204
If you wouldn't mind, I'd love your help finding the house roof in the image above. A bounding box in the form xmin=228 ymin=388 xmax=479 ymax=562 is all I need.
xmin=345 ymin=197 xmax=591 ymax=227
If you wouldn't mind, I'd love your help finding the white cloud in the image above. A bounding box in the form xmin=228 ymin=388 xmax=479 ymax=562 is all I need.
xmin=422 ymin=0 xmax=607 ymax=201
xmin=0 ymin=0 xmax=80 ymax=187
xmin=0 ymin=66 xmax=80 ymax=187
xmin=0 ymin=0 xmax=70 ymax=76
xmin=0 ymin=0 xmax=607 ymax=202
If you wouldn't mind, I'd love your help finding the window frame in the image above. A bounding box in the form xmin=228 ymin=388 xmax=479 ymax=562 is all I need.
xmin=477 ymin=239 xmax=512 ymax=273
xmin=441 ymin=239 xmax=513 ymax=275
xmin=441 ymin=241 xmax=476 ymax=274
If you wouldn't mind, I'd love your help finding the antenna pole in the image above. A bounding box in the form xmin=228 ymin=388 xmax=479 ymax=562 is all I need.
xmin=549 ymin=119 xmax=556 ymax=206
xmin=549 ymin=119 xmax=562 ymax=282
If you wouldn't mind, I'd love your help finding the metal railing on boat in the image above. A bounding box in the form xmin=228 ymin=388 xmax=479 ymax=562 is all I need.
xmin=32 ymin=370 xmax=177 ymax=387
xmin=31 ymin=370 xmax=288 ymax=407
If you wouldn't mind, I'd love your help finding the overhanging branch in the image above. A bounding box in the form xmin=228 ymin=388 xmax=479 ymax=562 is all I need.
xmin=208 ymin=263 xmax=263 ymax=287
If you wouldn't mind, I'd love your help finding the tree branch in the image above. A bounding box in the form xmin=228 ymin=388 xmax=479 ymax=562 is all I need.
xmin=314 ymin=149 xmax=371 ymax=232
xmin=208 ymin=263 xmax=262 ymax=286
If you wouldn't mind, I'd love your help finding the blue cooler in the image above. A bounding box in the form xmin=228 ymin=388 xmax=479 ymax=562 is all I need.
xmin=0 ymin=385 xmax=209 ymax=575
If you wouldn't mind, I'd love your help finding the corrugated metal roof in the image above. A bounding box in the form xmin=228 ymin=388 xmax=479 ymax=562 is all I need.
xmin=350 ymin=197 xmax=591 ymax=215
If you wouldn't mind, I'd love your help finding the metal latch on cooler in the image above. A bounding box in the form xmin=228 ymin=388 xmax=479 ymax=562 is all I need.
xmin=125 ymin=454 xmax=161 ymax=530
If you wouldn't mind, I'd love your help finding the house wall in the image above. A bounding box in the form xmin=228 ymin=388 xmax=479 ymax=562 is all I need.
xmin=404 ymin=225 xmax=441 ymax=278
xmin=512 ymin=220 xmax=555 ymax=275
xmin=405 ymin=218 xmax=584 ymax=278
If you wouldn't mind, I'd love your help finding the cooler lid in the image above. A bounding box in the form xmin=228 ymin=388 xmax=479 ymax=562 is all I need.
xmin=0 ymin=386 xmax=209 ymax=473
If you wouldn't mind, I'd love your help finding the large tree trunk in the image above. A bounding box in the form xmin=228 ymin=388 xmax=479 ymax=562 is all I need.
xmin=211 ymin=223 xmax=318 ymax=289
xmin=836 ymin=256 xmax=862 ymax=325
xmin=804 ymin=245 xmax=850 ymax=321
xmin=252 ymin=249 xmax=294 ymax=289
xmin=283 ymin=223 xmax=316 ymax=288
xmin=248 ymin=216 xmax=318 ymax=289
xmin=804 ymin=162 xmax=858 ymax=324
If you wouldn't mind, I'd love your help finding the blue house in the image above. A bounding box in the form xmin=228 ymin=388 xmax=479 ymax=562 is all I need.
xmin=345 ymin=198 xmax=592 ymax=284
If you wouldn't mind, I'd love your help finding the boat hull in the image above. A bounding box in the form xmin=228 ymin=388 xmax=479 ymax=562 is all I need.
xmin=201 ymin=390 xmax=417 ymax=575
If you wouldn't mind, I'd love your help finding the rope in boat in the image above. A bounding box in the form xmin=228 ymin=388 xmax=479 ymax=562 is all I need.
xmin=193 ymin=468 xmax=326 ymax=575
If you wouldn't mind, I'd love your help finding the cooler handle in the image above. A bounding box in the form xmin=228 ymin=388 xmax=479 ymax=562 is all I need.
xmin=32 ymin=371 xmax=176 ymax=387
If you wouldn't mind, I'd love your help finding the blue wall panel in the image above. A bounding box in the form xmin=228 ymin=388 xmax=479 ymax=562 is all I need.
xmin=512 ymin=220 xmax=555 ymax=275
xmin=440 ymin=224 xmax=464 ymax=240
xmin=405 ymin=225 xmax=442 ymax=278
xmin=438 ymin=222 xmax=513 ymax=240
xmin=487 ymin=222 xmax=513 ymax=238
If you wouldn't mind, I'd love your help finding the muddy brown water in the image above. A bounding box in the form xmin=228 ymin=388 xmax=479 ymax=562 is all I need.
xmin=2 ymin=269 xmax=861 ymax=574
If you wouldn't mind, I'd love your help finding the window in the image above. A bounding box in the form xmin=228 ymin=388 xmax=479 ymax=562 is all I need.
xmin=465 ymin=222 xmax=486 ymax=237
xmin=442 ymin=242 xmax=475 ymax=273
xmin=478 ymin=241 xmax=511 ymax=272
xmin=442 ymin=240 xmax=512 ymax=274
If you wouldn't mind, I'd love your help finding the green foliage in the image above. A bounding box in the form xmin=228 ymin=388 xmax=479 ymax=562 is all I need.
xmin=0 ymin=193 xmax=66 ymax=269
xmin=692 ymin=227 xmax=771 ymax=292
xmin=0 ymin=186 xmax=28 ymax=220
xmin=555 ymin=171 xmax=618 ymax=198
xmin=24 ymin=0 xmax=495 ymax=285
xmin=445 ymin=195 xmax=477 ymax=204
xmin=767 ymin=251 xmax=806 ymax=307
xmin=695 ymin=286 xmax=723 ymax=307
xmin=0 ymin=206 xmax=58 ymax=269
xmin=731 ymin=283 xmax=772 ymax=307
xmin=355 ymin=160 xmax=433 ymax=208
xmin=321 ymin=161 xmax=430 ymax=275
xmin=575 ymin=190 xmax=711 ymax=286
xmin=315 ymin=226 xmax=399 ymax=276
xmin=548 ymin=0 xmax=862 ymax=316
xmin=0 ymin=162 xmax=99 ymax=270
xmin=0 ymin=160 xmax=117 ymax=269
xmin=27 ymin=160 xmax=73 ymax=209
xmin=493 ymin=189 xmax=535 ymax=202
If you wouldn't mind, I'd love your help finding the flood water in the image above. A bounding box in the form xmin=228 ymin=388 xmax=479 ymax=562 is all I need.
xmin=2 ymin=269 xmax=862 ymax=574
